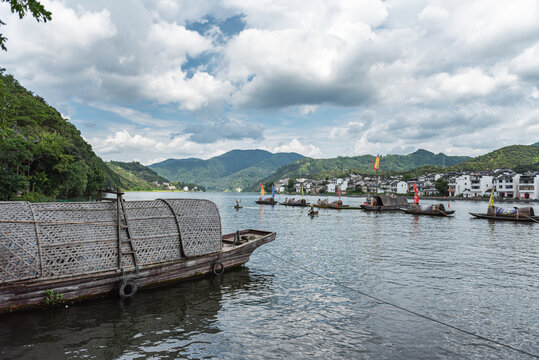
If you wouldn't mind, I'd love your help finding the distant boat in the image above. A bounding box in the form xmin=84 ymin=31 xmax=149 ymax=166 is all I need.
xmin=311 ymin=199 xmax=362 ymax=210
xmin=403 ymin=204 xmax=455 ymax=217
xmin=280 ymin=198 xmax=308 ymax=207
xmin=361 ymin=195 xmax=410 ymax=211
xmin=255 ymin=197 xmax=276 ymax=205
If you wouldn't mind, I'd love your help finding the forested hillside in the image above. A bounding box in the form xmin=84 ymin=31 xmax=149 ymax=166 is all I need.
xmin=150 ymin=150 xmax=303 ymax=191
xmin=0 ymin=69 xmax=122 ymax=200
xmin=249 ymin=149 xmax=469 ymax=190
xmin=107 ymin=161 xmax=205 ymax=191
xmin=447 ymin=145 xmax=539 ymax=172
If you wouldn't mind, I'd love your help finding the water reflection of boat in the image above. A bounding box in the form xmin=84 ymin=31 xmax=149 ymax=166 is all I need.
xmin=361 ymin=195 xmax=410 ymax=211
xmin=470 ymin=206 xmax=538 ymax=223
xmin=0 ymin=267 xmax=269 ymax=359
xmin=0 ymin=194 xmax=275 ymax=313
xmin=403 ymin=204 xmax=455 ymax=217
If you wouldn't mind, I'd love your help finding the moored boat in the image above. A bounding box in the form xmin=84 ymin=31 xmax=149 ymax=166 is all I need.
xmin=403 ymin=204 xmax=455 ymax=216
xmin=0 ymin=195 xmax=275 ymax=313
xmin=311 ymin=199 xmax=354 ymax=209
xmin=361 ymin=195 xmax=410 ymax=211
xmin=470 ymin=206 xmax=538 ymax=223
xmin=255 ymin=197 xmax=276 ymax=205
xmin=280 ymin=198 xmax=308 ymax=207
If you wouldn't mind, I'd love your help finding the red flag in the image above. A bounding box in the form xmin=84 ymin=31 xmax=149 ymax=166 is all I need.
xmin=336 ymin=186 xmax=341 ymax=200
xmin=413 ymin=182 xmax=419 ymax=204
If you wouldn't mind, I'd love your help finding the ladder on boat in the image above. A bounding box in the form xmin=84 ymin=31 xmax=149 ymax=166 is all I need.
xmin=97 ymin=187 xmax=140 ymax=274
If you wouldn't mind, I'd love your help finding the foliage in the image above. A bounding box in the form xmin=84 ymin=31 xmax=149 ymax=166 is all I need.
xmin=0 ymin=70 xmax=122 ymax=200
xmin=435 ymin=177 xmax=449 ymax=196
xmin=1 ymin=0 xmax=52 ymax=51
xmin=43 ymin=289 xmax=63 ymax=306
xmin=107 ymin=161 xmax=205 ymax=191
xmin=447 ymin=145 xmax=539 ymax=172
xmin=150 ymin=149 xmax=303 ymax=191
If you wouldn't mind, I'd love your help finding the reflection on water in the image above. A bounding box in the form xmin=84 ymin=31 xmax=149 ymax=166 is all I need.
xmin=0 ymin=192 xmax=537 ymax=359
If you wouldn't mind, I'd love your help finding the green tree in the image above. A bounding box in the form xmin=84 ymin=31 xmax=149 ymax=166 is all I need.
xmin=435 ymin=177 xmax=449 ymax=196
xmin=0 ymin=129 xmax=32 ymax=199
xmin=1 ymin=0 xmax=51 ymax=51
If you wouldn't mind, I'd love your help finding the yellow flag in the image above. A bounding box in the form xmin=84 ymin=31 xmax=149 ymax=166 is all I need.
xmin=373 ymin=156 xmax=380 ymax=172
xmin=301 ymin=184 xmax=304 ymax=199
xmin=260 ymin=183 xmax=265 ymax=196
xmin=488 ymin=185 xmax=495 ymax=207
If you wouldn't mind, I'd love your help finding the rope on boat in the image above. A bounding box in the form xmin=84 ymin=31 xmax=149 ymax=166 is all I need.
xmin=260 ymin=249 xmax=539 ymax=359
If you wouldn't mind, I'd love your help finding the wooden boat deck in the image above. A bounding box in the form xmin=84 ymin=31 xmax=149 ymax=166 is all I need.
xmin=403 ymin=209 xmax=456 ymax=216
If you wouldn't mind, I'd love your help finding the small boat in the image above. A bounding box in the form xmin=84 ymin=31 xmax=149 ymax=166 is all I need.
xmin=280 ymin=199 xmax=308 ymax=207
xmin=307 ymin=207 xmax=319 ymax=217
xmin=361 ymin=195 xmax=410 ymax=211
xmin=403 ymin=204 xmax=455 ymax=217
xmin=255 ymin=197 xmax=276 ymax=205
xmin=309 ymin=200 xmax=361 ymax=210
xmin=470 ymin=206 xmax=538 ymax=223
xmin=0 ymin=193 xmax=275 ymax=313
xmin=234 ymin=205 xmax=243 ymax=210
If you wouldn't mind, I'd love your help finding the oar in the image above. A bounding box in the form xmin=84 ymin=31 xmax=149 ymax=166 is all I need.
xmin=436 ymin=209 xmax=450 ymax=217
xmin=521 ymin=214 xmax=539 ymax=223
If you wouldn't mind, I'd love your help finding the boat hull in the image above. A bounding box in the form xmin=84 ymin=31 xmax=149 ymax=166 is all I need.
xmin=0 ymin=229 xmax=275 ymax=313
xmin=403 ymin=209 xmax=455 ymax=216
xmin=469 ymin=212 xmax=539 ymax=222
xmin=362 ymin=205 xmax=409 ymax=211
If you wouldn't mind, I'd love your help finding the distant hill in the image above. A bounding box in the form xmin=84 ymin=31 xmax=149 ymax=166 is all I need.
xmin=149 ymin=150 xmax=304 ymax=191
xmin=108 ymin=161 xmax=205 ymax=191
xmin=533 ymin=141 xmax=539 ymax=146
xmin=0 ymin=70 xmax=122 ymax=200
xmin=107 ymin=161 xmax=168 ymax=190
xmin=447 ymin=145 xmax=539 ymax=172
xmin=248 ymin=149 xmax=469 ymax=190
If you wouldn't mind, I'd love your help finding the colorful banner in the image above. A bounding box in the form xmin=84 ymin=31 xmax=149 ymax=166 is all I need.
xmin=336 ymin=185 xmax=341 ymax=200
xmin=301 ymin=184 xmax=304 ymax=199
xmin=260 ymin=182 xmax=265 ymax=196
xmin=272 ymin=185 xmax=275 ymax=199
xmin=413 ymin=182 xmax=419 ymax=204
xmin=373 ymin=156 xmax=380 ymax=172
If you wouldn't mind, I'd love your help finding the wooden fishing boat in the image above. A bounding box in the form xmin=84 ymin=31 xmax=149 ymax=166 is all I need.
xmin=255 ymin=197 xmax=276 ymax=205
xmin=310 ymin=200 xmax=362 ymax=210
xmin=361 ymin=195 xmax=410 ymax=211
xmin=280 ymin=199 xmax=308 ymax=207
xmin=469 ymin=206 xmax=538 ymax=223
xmin=0 ymin=193 xmax=275 ymax=313
xmin=403 ymin=204 xmax=455 ymax=216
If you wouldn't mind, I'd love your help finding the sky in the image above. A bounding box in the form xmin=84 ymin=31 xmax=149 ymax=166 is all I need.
xmin=1 ymin=0 xmax=539 ymax=165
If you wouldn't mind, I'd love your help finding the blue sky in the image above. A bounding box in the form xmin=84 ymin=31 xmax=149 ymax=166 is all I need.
xmin=1 ymin=0 xmax=539 ymax=164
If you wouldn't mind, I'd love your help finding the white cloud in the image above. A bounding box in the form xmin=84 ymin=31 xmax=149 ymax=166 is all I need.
xmin=273 ymin=138 xmax=322 ymax=158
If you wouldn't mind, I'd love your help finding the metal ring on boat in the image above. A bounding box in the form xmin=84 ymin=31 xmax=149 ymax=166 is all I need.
xmin=212 ymin=261 xmax=225 ymax=276
xmin=119 ymin=279 xmax=137 ymax=300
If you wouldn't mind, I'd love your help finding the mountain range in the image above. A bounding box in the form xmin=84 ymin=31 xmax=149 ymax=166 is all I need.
xmin=149 ymin=150 xmax=304 ymax=191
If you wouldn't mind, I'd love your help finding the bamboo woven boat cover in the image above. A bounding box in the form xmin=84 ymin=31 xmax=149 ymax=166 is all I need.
xmin=0 ymin=199 xmax=222 ymax=284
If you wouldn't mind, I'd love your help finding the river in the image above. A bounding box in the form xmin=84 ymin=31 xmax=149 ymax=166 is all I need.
xmin=0 ymin=192 xmax=537 ymax=359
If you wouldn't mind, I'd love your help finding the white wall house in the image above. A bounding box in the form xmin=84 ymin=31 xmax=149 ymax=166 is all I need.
xmin=494 ymin=174 xmax=520 ymax=199
xmin=470 ymin=175 xmax=493 ymax=197
xmin=390 ymin=181 xmax=408 ymax=194
xmin=326 ymin=183 xmax=336 ymax=193
xmin=518 ymin=174 xmax=539 ymax=200
xmin=448 ymin=174 xmax=472 ymax=197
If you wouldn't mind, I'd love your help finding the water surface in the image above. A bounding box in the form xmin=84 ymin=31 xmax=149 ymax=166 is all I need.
xmin=0 ymin=192 xmax=537 ymax=359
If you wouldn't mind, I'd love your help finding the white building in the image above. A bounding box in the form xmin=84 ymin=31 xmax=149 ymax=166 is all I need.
xmin=517 ymin=174 xmax=538 ymax=199
xmin=326 ymin=183 xmax=336 ymax=193
xmin=470 ymin=174 xmax=493 ymax=197
xmin=448 ymin=174 xmax=471 ymax=197
xmin=390 ymin=181 xmax=408 ymax=194
xmin=494 ymin=174 xmax=520 ymax=199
